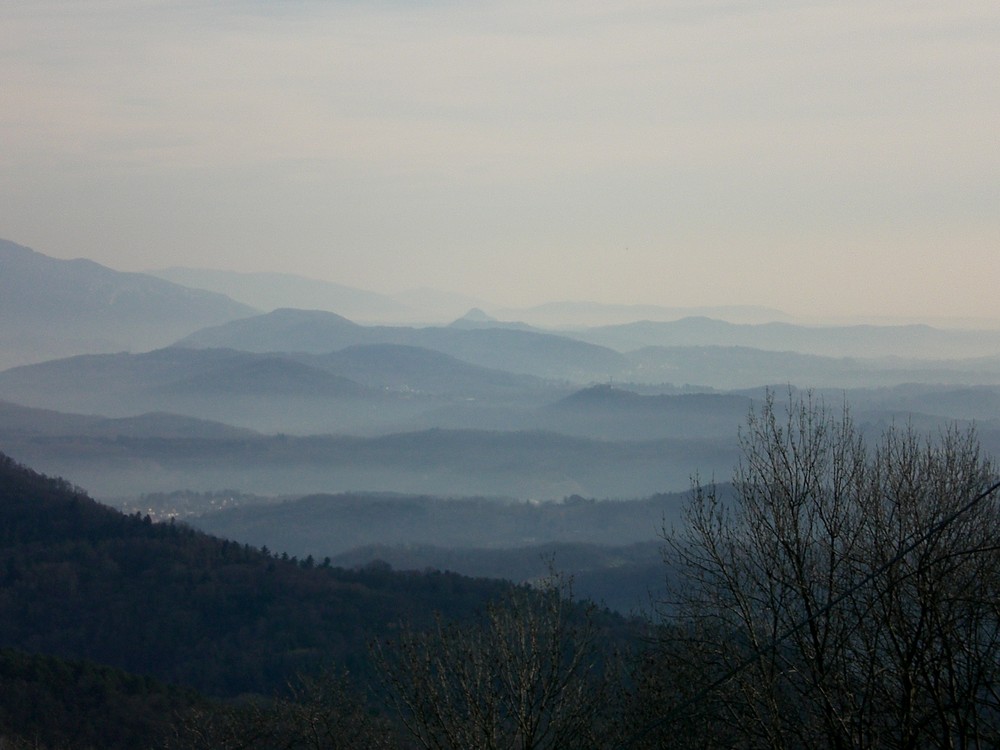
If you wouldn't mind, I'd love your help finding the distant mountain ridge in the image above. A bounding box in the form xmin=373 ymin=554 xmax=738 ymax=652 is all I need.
xmin=622 ymin=345 xmax=1000 ymax=390
xmin=176 ymin=308 xmax=629 ymax=380
xmin=501 ymin=301 xmax=791 ymax=327
xmin=149 ymin=266 xmax=414 ymax=322
xmin=0 ymin=346 xmax=403 ymax=433
xmin=0 ymin=399 xmax=258 ymax=440
xmin=0 ymin=238 xmax=256 ymax=369
xmin=0 ymin=343 xmax=569 ymax=438
xmin=574 ymin=316 xmax=1000 ymax=359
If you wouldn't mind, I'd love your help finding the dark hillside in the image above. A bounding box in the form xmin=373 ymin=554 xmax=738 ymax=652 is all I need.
xmin=329 ymin=540 xmax=668 ymax=615
xmin=0 ymin=647 xmax=201 ymax=750
xmin=0 ymin=452 xmax=515 ymax=697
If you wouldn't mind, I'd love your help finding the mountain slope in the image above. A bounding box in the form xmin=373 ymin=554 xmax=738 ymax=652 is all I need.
xmin=0 ymin=238 xmax=256 ymax=369
xmin=0 ymin=452 xmax=516 ymax=697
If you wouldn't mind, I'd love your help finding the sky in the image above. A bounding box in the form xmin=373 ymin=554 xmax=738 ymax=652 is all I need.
xmin=1 ymin=0 xmax=998 ymax=322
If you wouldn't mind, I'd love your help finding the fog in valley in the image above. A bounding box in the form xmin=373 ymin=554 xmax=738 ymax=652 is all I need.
xmin=3 ymin=237 xmax=1000 ymax=613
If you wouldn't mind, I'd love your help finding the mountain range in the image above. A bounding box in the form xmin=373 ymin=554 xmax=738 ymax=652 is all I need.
xmin=3 ymin=235 xmax=1000 ymax=603
xmin=148 ymin=265 xmax=790 ymax=327
xmin=571 ymin=316 xmax=1000 ymax=360
xmin=176 ymin=307 xmax=630 ymax=380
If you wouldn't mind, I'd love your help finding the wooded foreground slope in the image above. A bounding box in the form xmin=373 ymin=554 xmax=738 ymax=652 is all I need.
xmin=0 ymin=452 xmax=516 ymax=698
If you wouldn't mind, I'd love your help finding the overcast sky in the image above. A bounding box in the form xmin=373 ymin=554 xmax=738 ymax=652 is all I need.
xmin=2 ymin=1 xmax=997 ymax=321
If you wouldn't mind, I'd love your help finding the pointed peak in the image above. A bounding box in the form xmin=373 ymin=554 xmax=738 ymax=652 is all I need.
xmin=459 ymin=307 xmax=497 ymax=323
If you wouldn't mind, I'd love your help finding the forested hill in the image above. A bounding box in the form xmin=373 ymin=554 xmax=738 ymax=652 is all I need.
xmin=0 ymin=452 xmax=516 ymax=698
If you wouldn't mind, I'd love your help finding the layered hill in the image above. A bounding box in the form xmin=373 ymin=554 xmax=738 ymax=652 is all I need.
xmin=573 ymin=316 xmax=1000 ymax=360
xmin=3 ymin=376 xmax=999 ymax=501
xmin=175 ymin=310 xmax=1000 ymax=389
xmin=0 ymin=399 xmax=258 ymax=440
xmin=0 ymin=345 xmax=557 ymax=434
xmin=190 ymin=489 xmax=692 ymax=555
xmin=623 ymin=345 xmax=1000 ymax=390
xmin=189 ymin=489 xmax=694 ymax=615
xmin=0 ymin=238 xmax=255 ymax=369
xmin=176 ymin=308 xmax=629 ymax=381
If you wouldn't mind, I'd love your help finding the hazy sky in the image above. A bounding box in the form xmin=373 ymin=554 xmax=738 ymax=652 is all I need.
xmin=2 ymin=1 xmax=997 ymax=320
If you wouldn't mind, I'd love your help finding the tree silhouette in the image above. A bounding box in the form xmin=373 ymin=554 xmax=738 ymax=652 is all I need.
xmin=648 ymin=391 xmax=1000 ymax=749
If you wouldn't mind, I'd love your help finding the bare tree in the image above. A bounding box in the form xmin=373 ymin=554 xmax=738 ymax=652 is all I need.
xmin=374 ymin=573 xmax=617 ymax=750
xmin=652 ymin=391 xmax=1000 ymax=749
xmin=851 ymin=424 xmax=1000 ymax=748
